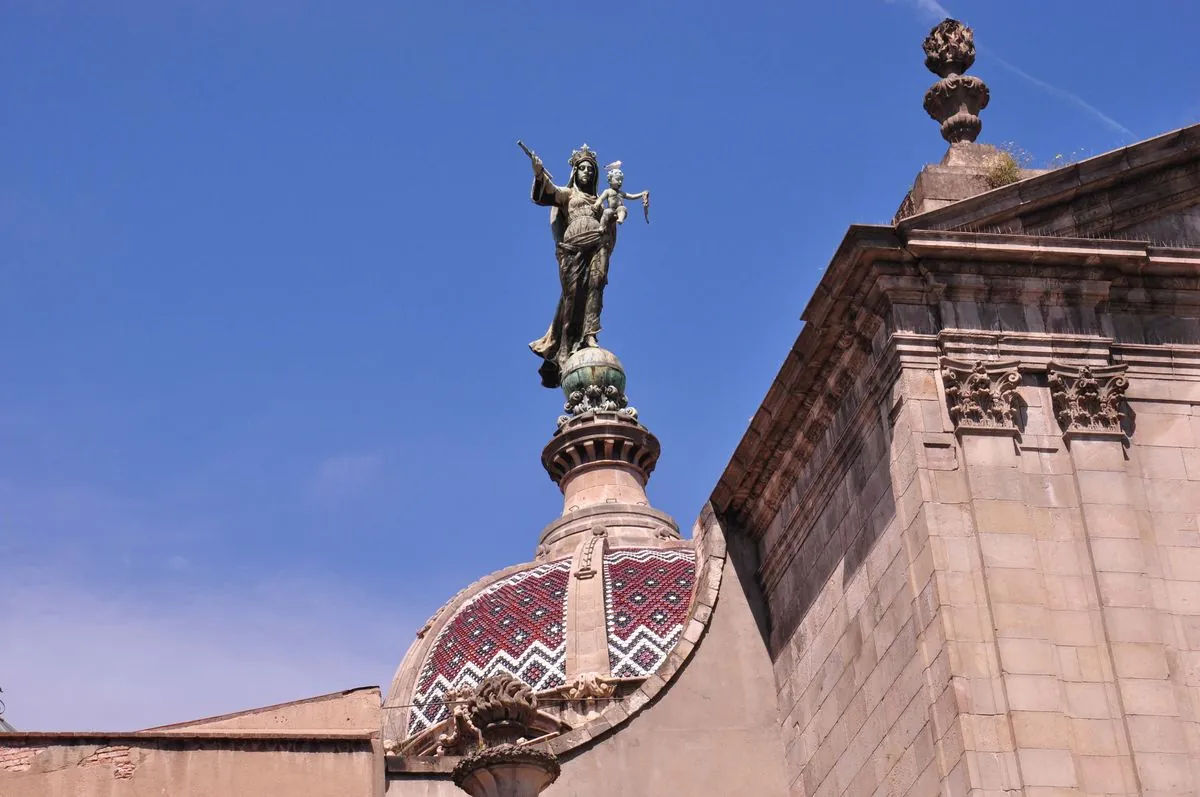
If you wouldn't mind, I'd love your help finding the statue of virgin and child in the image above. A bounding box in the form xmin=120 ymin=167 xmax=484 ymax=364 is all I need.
xmin=519 ymin=142 xmax=650 ymax=389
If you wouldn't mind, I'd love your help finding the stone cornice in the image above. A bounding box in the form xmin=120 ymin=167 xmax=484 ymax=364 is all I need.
xmin=710 ymin=224 xmax=1200 ymax=535
xmin=0 ymin=731 xmax=377 ymax=757
xmin=710 ymin=225 xmax=906 ymax=527
xmin=896 ymin=124 xmax=1200 ymax=236
xmin=756 ymin=343 xmax=902 ymax=594
xmin=904 ymin=229 xmax=1200 ymax=277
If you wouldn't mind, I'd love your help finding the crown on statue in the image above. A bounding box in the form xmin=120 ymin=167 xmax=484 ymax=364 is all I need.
xmin=568 ymin=144 xmax=599 ymax=169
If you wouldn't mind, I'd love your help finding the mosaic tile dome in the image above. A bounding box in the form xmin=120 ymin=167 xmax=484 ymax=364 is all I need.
xmin=387 ymin=408 xmax=700 ymax=752
xmin=404 ymin=545 xmax=696 ymax=737
xmin=407 ymin=558 xmax=572 ymax=736
xmin=603 ymin=548 xmax=696 ymax=678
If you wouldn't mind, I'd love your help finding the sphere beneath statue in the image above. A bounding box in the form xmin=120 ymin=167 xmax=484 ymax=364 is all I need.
xmin=560 ymin=347 xmax=626 ymax=401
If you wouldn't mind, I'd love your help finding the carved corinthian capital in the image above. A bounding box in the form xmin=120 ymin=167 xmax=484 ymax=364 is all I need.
xmin=1047 ymin=362 xmax=1129 ymax=436
xmin=940 ymin=358 xmax=1021 ymax=431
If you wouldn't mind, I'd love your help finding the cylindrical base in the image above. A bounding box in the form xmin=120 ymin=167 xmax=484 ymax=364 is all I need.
xmin=560 ymin=462 xmax=648 ymax=513
xmin=541 ymin=413 xmax=660 ymax=513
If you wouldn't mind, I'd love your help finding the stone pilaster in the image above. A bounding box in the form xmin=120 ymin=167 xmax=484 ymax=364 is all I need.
xmin=564 ymin=525 xmax=612 ymax=683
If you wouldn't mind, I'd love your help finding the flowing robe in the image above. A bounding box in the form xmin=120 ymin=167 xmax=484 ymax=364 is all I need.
xmin=528 ymin=170 xmax=614 ymax=388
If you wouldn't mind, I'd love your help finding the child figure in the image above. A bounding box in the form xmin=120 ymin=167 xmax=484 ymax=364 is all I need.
xmin=595 ymin=161 xmax=650 ymax=230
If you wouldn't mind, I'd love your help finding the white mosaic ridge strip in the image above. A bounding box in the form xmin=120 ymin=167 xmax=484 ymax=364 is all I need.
xmin=407 ymin=640 xmax=567 ymax=734
xmin=608 ymin=625 xmax=686 ymax=678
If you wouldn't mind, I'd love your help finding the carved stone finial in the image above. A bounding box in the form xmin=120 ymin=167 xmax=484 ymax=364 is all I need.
xmin=1047 ymin=362 xmax=1129 ymax=436
xmin=922 ymin=19 xmax=990 ymax=143
xmin=465 ymin=674 xmax=541 ymax=747
xmin=450 ymin=674 xmax=560 ymax=797
xmin=940 ymin=358 xmax=1021 ymax=431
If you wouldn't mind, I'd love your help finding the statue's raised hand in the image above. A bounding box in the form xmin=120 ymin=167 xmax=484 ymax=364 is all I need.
xmin=531 ymin=154 xmax=545 ymax=177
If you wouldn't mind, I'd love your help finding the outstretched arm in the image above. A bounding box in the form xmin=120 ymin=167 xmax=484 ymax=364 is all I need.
xmin=619 ymin=190 xmax=650 ymax=201
xmin=524 ymin=146 xmax=569 ymax=208
xmin=531 ymin=165 xmax=569 ymax=208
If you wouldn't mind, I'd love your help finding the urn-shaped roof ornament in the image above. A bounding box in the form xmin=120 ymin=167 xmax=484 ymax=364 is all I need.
xmin=922 ymin=19 xmax=990 ymax=144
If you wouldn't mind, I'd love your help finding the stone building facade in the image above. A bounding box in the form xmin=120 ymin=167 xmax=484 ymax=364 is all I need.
xmin=6 ymin=19 xmax=1200 ymax=797
xmin=711 ymin=120 xmax=1200 ymax=796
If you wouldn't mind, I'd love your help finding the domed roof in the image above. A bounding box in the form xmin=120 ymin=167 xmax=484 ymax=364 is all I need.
xmin=403 ymin=543 xmax=696 ymax=738
xmin=386 ymin=358 xmax=707 ymax=756
xmin=603 ymin=547 xmax=696 ymax=678
xmin=407 ymin=557 xmax=572 ymax=736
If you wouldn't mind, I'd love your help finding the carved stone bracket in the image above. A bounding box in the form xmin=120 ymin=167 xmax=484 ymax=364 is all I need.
xmin=435 ymin=687 xmax=482 ymax=756
xmin=573 ymin=526 xmax=607 ymax=580
xmin=922 ymin=19 xmax=989 ymax=143
xmin=560 ymin=672 xmax=617 ymax=701
xmin=1047 ymin=362 xmax=1129 ymax=437
xmin=940 ymin=358 xmax=1021 ymax=432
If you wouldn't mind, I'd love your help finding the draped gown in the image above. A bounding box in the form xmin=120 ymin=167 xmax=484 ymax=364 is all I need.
xmin=528 ymin=169 xmax=615 ymax=388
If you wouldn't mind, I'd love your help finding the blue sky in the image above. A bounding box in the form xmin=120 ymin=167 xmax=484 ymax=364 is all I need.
xmin=2 ymin=0 xmax=1197 ymax=730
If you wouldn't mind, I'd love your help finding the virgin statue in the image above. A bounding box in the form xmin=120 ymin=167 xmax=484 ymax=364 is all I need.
xmin=523 ymin=144 xmax=615 ymax=388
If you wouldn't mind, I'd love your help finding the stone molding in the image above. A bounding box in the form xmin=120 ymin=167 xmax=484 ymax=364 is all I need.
xmin=541 ymin=413 xmax=659 ymax=488
xmin=1047 ymin=361 xmax=1130 ymax=437
xmin=713 ymin=222 xmax=1200 ymax=535
xmin=572 ymin=526 xmax=606 ymax=581
xmin=756 ymin=341 xmax=902 ymax=596
xmin=537 ymin=503 xmax=679 ymax=555
xmin=451 ymin=744 xmax=561 ymax=796
xmin=0 ymin=732 xmax=375 ymax=769
xmin=939 ymin=357 xmax=1021 ymax=432
xmin=385 ymin=506 xmax=728 ymax=770
xmin=896 ymin=125 xmax=1200 ymax=236
xmin=564 ymin=527 xmax=610 ymax=679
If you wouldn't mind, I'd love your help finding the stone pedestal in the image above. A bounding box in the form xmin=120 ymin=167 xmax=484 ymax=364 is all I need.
xmin=452 ymin=746 xmax=560 ymax=797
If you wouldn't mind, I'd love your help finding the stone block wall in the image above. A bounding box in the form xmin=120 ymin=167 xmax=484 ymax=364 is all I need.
xmin=765 ymin=357 xmax=961 ymax=797
xmin=758 ymin=327 xmax=1200 ymax=796
xmin=0 ymin=733 xmax=379 ymax=796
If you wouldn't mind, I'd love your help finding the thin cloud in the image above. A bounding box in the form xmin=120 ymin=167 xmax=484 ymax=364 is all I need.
xmin=0 ymin=571 xmax=411 ymax=731
xmin=309 ymin=452 xmax=385 ymax=504
xmin=886 ymin=0 xmax=1137 ymax=141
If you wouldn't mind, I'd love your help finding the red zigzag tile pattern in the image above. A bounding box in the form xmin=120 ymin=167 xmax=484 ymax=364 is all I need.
xmin=604 ymin=548 xmax=697 ymax=678
xmin=407 ymin=559 xmax=571 ymax=736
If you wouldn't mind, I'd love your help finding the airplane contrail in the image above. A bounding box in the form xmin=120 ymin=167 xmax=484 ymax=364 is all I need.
xmin=887 ymin=0 xmax=1137 ymax=141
